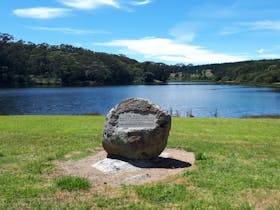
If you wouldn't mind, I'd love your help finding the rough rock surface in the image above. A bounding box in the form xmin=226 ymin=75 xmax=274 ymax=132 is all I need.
xmin=102 ymin=98 xmax=171 ymax=160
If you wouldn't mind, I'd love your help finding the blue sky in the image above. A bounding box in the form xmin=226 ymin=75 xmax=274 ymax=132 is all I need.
xmin=1 ymin=0 xmax=280 ymax=64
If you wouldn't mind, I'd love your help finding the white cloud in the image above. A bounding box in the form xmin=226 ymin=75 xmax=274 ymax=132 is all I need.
xmin=59 ymin=0 xmax=120 ymax=10
xmin=28 ymin=26 xmax=109 ymax=35
xmin=219 ymin=27 xmax=241 ymax=35
xmin=95 ymin=37 xmax=245 ymax=64
xmin=248 ymin=20 xmax=280 ymax=30
xmin=13 ymin=7 xmax=70 ymax=19
xmin=169 ymin=23 xmax=196 ymax=42
xmin=258 ymin=54 xmax=280 ymax=59
xmin=13 ymin=0 xmax=153 ymax=19
xmin=220 ymin=20 xmax=280 ymax=36
xmin=58 ymin=0 xmax=152 ymax=10
xmin=170 ymin=31 xmax=195 ymax=42
xmin=129 ymin=0 xmax=151 ymax=6
xmin=257 ymin=48 xmax=265 ymax=54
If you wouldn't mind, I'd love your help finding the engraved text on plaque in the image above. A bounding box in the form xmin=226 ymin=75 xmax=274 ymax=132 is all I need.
xmin=118 ymin=113 xmax=156 ymax=128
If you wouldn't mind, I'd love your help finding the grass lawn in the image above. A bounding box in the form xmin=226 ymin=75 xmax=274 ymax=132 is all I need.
xmin=0 ymin=116 xmax=279 ymax=209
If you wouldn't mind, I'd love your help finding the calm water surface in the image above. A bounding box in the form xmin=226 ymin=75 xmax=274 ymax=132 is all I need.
xmin=0 ymin=82 xmax=280 ymax=117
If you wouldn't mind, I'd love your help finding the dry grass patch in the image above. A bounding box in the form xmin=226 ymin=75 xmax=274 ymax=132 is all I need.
xmin=247 ymin=189 xmax=280 ymax=210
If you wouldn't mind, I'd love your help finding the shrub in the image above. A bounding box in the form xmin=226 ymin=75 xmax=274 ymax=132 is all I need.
xmin=196 ymin=152 xmax=208 ymax=161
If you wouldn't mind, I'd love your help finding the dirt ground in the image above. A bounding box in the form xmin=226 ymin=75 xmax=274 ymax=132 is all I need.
xmin=57 ymin=148 xmax=195 ymax=186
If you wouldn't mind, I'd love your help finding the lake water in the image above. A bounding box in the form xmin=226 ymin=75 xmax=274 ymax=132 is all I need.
xmin=0 ymin=82 xmax=280 ymax=117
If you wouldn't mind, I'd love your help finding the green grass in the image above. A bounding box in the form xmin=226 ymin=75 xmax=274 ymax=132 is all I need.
xmin=0 ymin=116 xmax=279 ymax=209
xmin=55 ymin=176 xmax=91 ymax=191
xmin=135 ymin=184 xmax=190 ymax=203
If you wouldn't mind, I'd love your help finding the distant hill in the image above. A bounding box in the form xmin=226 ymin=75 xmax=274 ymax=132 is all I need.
xmin=169 ymin=60 xmax=280 ymax=86
xmin=1 ymin=32 xmax=280 ymax=87
xmin=0 ymin=33 xmax=170 ymax=87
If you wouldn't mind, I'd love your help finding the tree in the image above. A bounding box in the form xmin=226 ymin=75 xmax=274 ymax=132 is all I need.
xmin=0 ymin=33 xmax=14 ymax=43
xmin=143 ymin=72 xmax=154 ymax=83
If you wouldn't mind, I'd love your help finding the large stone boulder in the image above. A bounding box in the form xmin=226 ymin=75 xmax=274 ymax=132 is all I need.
xmin=102 ymin=98 xmax=171 ymax=160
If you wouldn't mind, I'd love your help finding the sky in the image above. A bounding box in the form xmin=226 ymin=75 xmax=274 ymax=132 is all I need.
xmin=1 ymin=0 xmax=280 ymax=65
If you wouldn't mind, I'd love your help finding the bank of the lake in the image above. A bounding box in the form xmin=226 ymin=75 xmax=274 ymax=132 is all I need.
xmin=0 ymin=116 xmax=279 ymax=209
xmin=168 ymin=79 xmax=280 ymax=88
xmin=215 ymin=81 xmax=280 ymax=88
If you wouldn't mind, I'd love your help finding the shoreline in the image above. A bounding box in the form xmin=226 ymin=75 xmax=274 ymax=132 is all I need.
xmin=0 ymin=81 xmax=280 ymax=89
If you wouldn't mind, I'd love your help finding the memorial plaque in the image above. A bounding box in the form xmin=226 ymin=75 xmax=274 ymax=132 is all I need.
xmin=102 ymin=98 xmax=171 ymax=160
xmin=118 ymin=113 xmax=156 ymax=128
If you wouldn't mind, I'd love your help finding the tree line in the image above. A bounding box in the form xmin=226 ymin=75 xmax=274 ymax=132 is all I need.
xmin=170 ymin=61 xmax=280 ymax=85
xmin=0 ymin=33 xmax=170 ymax=87
xmin=1 ymin=32 xmax=280 ymax=87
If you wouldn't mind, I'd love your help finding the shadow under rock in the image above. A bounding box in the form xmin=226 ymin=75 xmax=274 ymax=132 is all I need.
xmin=107 ymin=155 xmax=192 ymax=169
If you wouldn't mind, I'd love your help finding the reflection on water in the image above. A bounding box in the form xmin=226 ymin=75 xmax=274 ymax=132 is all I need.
xmin=0 ymin=83 xmax=279 ymax=117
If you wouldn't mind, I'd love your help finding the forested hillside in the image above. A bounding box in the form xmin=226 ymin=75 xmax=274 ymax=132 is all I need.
xmin=1 ymin=32 xmax=280 ymax=87
xmin=0 ymin=33 xmax=170 ymax=86
xmin=170 ymin=60 xmax=280 ymax=85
